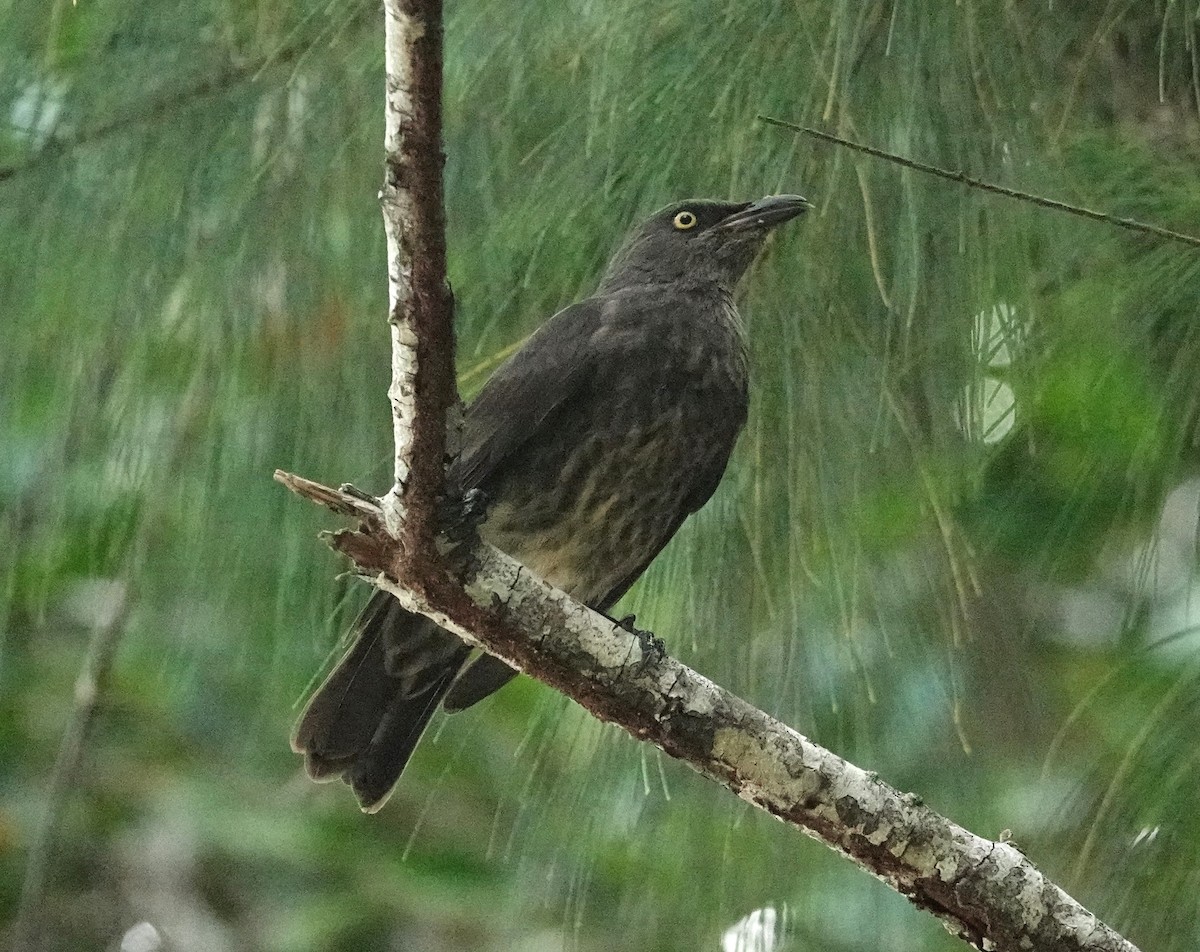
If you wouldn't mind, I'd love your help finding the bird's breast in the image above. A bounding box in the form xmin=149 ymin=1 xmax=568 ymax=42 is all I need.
xmin=480 ymin=320 xmax=747 ymax=607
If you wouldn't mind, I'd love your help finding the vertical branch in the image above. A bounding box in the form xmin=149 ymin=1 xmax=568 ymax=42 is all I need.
xmin=11 ymin=583 xmax=129 ymax=952
xmin=380 ymin=0 xmax=457 ymax=569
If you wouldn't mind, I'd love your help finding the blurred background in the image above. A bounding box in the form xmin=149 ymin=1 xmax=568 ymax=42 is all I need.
xmin=4 ymin=0 xmax=1200 ymax=949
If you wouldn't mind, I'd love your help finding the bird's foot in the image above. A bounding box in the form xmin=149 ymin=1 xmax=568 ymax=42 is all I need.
xmin=616 ymin=614 xmax=665 ymax=672
xmin=437 ymin=488 xmax=490 ymax=569
xmin=440 ymin=488 xmax=490 ymax=539
xmin=339 ymin=483 xmax=382 ymax=507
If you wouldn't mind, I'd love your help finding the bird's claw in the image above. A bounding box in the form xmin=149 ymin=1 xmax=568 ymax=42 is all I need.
xmin=437 ymin=488 xmax=490 ymax=569
xmin=439 ymin=488 xmax=489 ymax=539
xmin=460 ymin=488 xmax=491 ymax=525
xmin=339 ymin=483 xmax=382 ymax=507
xmin=617 ymin=614 xmax=665 ymax=672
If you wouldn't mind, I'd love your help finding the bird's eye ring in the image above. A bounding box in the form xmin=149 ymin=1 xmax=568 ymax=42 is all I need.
xmin=673 ymin=211 xmax=698 ymax=231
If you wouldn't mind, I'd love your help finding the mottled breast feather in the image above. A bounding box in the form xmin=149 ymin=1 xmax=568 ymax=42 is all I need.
xmin=456 ymin=284 xmax=749 ymax=610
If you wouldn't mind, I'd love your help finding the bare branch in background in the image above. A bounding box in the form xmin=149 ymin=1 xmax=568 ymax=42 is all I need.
xmin=759 ymin=115 xmax=1200 ymax=250
xmin=10 ymin=582 xmax=130 ymax=952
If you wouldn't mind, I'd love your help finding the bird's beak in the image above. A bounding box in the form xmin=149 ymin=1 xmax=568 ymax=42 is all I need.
xmin=716 ymin=194 xmax=812 ymax=231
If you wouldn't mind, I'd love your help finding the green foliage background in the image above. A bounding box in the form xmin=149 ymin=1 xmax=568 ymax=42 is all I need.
xmin=4 ymin=0 xmax=1200 ymax=949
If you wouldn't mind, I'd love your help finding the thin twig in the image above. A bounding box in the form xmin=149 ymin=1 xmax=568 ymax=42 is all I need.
xmin=0 ymin=65 xmax=270 ymax=184
xmin=758 ymin=115 xmax=1200 ymax=250
xmin=10 ymin=582 xmax=130 ymax=952
xmin=273 ymin=470 xmax=382 ymax=521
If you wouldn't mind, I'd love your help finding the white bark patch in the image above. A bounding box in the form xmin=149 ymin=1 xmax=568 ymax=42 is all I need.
xmin=381 ymin=1 xmax=425 ymax=500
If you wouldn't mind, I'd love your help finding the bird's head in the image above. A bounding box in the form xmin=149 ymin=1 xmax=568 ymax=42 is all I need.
xmin=597 ymin=194 xmax=811 ymax=294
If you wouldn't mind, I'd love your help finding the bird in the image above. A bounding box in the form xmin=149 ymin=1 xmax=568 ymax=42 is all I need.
xmin=291 ymin=194 xmax=810 ymax=811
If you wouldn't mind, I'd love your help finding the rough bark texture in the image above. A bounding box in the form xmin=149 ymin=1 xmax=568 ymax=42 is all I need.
xmin=380 ymin=0 xmax=456 ymax=565
xmin=275 ymin=472 xmax=1140 ymax=952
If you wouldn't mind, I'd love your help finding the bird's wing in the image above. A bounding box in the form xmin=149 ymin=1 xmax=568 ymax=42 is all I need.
xmin=452 ymin=297 xmax=608 ymax=492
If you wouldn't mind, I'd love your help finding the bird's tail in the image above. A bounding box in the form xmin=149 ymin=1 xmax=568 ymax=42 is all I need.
xmin=291 ymin=590 xmax=470 ymax=812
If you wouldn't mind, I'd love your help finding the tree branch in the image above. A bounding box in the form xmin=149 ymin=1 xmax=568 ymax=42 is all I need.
xmin=379 ymin=0 xmax=457 ymax=561
xmin=0 ymin=37 xmax=326 ymax=184
xmin=276 ymin=474 xmax=1139 ymax=952
xmin=757 ymin=115 xmax=1200 ymax=250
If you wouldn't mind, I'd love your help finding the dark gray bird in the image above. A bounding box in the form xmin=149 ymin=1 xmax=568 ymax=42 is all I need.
xmin=292 ymin=194 xmax=810 ymax=811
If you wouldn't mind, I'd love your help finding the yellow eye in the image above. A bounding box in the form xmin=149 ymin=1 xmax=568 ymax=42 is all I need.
xmin=673 ymin=210 xmax=698 ymax=230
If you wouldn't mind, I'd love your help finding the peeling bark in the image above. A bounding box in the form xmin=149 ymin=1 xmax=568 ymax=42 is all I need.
xmin=380 ymin=0 xmax=456 ymax=563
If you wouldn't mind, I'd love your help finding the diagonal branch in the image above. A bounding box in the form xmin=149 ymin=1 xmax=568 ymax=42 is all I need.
xmin=0 ymin=39 xmax=317 ymax=184
xmin=758 ymin=115 xmax=1200 ymax=250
